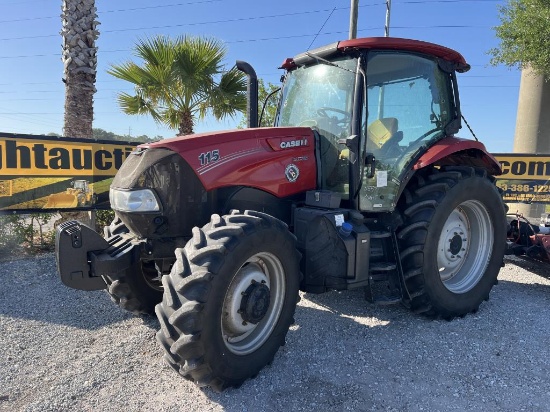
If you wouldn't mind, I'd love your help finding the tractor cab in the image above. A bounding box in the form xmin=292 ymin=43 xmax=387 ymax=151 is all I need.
xmin=276 ymin=38 xmax=466 ymax=212
xmin=72 ymin=180 xmax=89 ymax=192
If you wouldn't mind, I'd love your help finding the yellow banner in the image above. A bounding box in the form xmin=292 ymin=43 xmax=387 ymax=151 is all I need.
xmin=493 ymin=154 xmax=550 ymax=182
xmin=0 ymin=133 xmax=139 ymax=212
xmin=0 ymin=134 xmax=137 ymax=177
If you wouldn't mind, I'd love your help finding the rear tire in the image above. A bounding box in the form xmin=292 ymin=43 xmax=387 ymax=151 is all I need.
xmin=397 ymin=166 xmax=506 ymax=318
xmin=155 ymin=211 xmax=301 ymax=391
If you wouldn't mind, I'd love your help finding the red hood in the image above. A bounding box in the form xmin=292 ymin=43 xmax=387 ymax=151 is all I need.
xmin=143 ymin=127 xmax=317 ymax=198
xmin=145 ymin=127 xmax=313 ymax=153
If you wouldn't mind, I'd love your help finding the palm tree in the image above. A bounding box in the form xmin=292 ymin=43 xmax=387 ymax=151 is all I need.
xmin=60 ymin=0 xmax=99 ymax=229
xmin=108 ymin=35 xmax=247 ymax=136
xmin=61 ymin=0 xmax=99 ymax=138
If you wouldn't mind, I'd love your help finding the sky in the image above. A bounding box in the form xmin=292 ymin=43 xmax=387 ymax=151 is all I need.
xmin=0 ymin=0 xmax=520 ymax=152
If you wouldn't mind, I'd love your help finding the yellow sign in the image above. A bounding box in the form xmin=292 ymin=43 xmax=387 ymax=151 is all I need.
xmin=0 ymin=134 xmax=136 ymax=177
xmin=0 ymin=133 xmax=139 ymax=212
xmin=493 ymin=154 xmax=550 ymax=204
xmin=493 ymin=154 xmax=550 ymax=181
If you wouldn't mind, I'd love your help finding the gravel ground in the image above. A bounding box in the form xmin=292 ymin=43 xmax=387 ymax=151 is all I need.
xmin=1 ymin=254 xmax=550 ymax=412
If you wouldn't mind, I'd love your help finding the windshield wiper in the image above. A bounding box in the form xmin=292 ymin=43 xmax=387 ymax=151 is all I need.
xmin=304 ymin=52 xmax=356 ymax=74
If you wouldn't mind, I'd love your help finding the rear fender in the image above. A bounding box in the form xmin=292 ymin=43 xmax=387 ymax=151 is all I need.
xmin=413 ymin=136 xmax=501 ymax=175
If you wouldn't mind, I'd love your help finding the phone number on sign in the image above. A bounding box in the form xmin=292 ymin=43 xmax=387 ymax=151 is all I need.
xmin=498 ymin=184 xmax=550 ymax=192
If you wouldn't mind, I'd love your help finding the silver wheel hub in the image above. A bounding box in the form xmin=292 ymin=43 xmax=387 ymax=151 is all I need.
xmin=223 ymin=263 xmax=269 ymax=336
xmin=437 ymin=210 xmax=469 ymax=280
xmin=221 ymin=252 xmax=286 ymax=355
xmin=436 ymin=200 xmax=494 ymax=294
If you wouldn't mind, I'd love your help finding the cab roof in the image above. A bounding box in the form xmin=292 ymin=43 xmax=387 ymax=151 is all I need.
xmin=284 ymin=37 xmax=470 ymax=73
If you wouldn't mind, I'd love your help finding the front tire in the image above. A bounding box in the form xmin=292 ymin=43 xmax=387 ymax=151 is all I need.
xmin=102 ymin=216 xmax=163 ymax=315
xmin=397 ymin=166 xmax=506 ymax=318
xmin=155 ymin=211 xmax=301 ymax=391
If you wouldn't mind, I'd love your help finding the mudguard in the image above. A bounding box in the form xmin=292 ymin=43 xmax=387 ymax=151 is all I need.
xmin=414 ymin=136 xmax=502 ymax=175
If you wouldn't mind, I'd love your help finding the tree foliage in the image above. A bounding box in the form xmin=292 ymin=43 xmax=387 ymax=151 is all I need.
xmin=489 ymin=0 xmax=550 ymax=77
xmin=92 ymin=128 xmax=160 ymax=143
xmin=238 ymin=79 xmax=281 ymax=128
xmin=108 ymin=35 xmax=247 ymax=135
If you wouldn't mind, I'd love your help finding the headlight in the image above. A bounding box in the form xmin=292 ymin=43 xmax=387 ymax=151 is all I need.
xmin=110 ymin=188 xmax=160 ymax=212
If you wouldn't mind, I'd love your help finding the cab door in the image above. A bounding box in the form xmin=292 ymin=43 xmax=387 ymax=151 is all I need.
xmin=359 ymin=51 xmax=455 ymax=212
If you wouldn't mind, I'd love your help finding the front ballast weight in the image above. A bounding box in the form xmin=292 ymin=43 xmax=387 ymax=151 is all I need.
xmin=56 ymin=220 xmax=140 ymax=291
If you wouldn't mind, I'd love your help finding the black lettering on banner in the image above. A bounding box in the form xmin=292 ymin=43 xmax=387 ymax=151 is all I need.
xmin=500 ymin=161 xmax=510 ymax=175
xmin=49 ymin=147 xmax=71 ymax=169
xmin=32 ymin=144 xmax=48 ymax=169
xmin=528 ymin=161 xmax=550 ymax=176
xmin=72 ymin=148 xmax=92 ymax=170
xmin=6 ymin=141 xmax=31 ymax=168
xmin=113 ymin=148 xmax=124 ymax=169
xmin=95 ymin=150 xmax=112 ymax=170
xmin=511 ymin=161 xmax=526 ymax=176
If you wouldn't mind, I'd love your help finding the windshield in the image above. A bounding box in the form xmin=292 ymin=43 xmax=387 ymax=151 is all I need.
xmin=276 ymin=57 xmax=358 ymax=135
xmin=73 ymin=181 xmax=86 ymax=190
xmin=276 ymin=57 xmax=358 ymax=195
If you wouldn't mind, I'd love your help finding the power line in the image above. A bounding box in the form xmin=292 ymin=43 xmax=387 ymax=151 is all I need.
xmin=0 ymin=0 xmax=222 ymax=24
xmin=0 ymin=19 xmax=492 ymax=51
xmin=398 ymin=0 xmax=498 ymax=3
xmin=0 ymin=83 xmax=518 ymax=103
xmin=307 ymin=8 xmax=337 ymax=50
xmin=0 ymin=0 xmax=499 ymax=25
xmin=0 ymin=8 xmax=354 ymax=41
xmin=0 ymin=2 xmax=374 ymax=26
xmin=0 ymin=72 xmax=515 ymax=88
xmin=0 ymin=88 xmax=132 ymax=94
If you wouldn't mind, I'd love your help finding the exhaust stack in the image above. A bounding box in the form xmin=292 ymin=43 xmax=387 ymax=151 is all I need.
xmin=236 ymin=60 xmax=258 ymax=128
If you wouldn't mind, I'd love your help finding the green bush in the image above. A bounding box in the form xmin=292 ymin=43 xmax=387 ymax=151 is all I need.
xmin=0 ymin=213 xmax=57 ymax=258
xmin=96 ymin=209 xmax=115 ymax=234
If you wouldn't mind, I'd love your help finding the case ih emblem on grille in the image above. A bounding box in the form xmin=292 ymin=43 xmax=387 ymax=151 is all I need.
xmin=280 ymin=139 xmax=308 ymax=149
xmin=285 ymin=164 xmax=300 ymax=182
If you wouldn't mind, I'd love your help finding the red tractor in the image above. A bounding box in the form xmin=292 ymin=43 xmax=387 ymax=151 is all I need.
xmin=56 ymin=37 xmax=506 ymax=391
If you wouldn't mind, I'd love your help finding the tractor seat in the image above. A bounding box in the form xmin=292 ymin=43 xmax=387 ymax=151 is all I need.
xmin=339 ymin=117 xmax=403 ymax=161
xmin=367 ymin=118 xmax=398 ymax=149
xmin=366 ymin=117 xmax=403 ymax=159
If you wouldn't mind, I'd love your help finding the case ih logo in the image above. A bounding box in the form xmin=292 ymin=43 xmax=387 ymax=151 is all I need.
xmin=285 ymin=164 xmax=300 ymax=182
xmin=280 ymin=139 xmax=308 ymax=149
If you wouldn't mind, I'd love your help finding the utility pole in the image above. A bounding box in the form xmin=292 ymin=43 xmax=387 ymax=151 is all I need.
xmin=512 ymin=67 xmax=550 ymax=220
xmin=384 ymin=0 xmax=392 ymax=37
xmin=349 ymin=0 xmax=358 ymax=39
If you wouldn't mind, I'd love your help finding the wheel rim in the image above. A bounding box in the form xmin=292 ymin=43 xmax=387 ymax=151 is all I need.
xmin=142 ymin=261 xmax=163 ymax=291
xmin=221 ymin=252 xmax=286 ymax=355
xmin=436 ymin=200 xmax=493 ymax=294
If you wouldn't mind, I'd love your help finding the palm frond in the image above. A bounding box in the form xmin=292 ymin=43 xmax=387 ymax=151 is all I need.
xmin=134 ymin=36 xmax=176 ymax=68
xmin=108 ymin=34 xmax=243 ymax=133
xmin=163 ymin=107 xmax=184 ymax=131
xmin=173 ymin=36 xmax=225 ymax=90
xmin=117 ymin=92 xmax=163 ymax=123
xmin=207 ymin=67 xmax=247 ymax=119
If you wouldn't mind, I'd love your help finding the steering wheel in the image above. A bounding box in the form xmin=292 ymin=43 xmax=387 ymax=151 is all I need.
xmin=317 ymin=107 xmax=351 ymax=125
